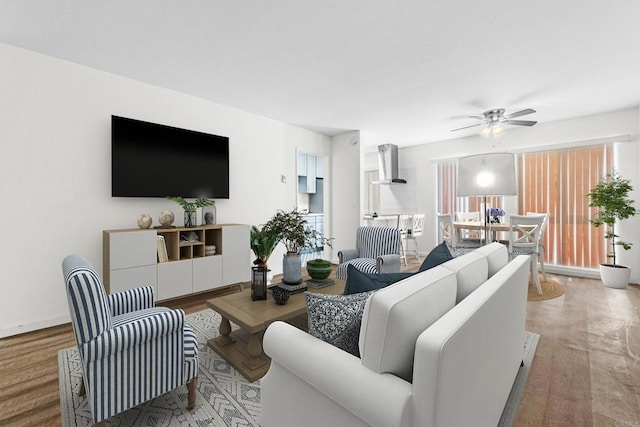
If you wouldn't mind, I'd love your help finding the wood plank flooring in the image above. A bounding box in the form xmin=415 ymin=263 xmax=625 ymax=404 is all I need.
xmin=1 ymin=257 xmax=639 ymax=426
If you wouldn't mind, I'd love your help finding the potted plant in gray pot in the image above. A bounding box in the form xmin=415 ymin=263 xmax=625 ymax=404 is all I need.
xmin=262 ymin=207 xmax=332 ymax=284
xmin=587 ymin=172 xmax=638 ymax=288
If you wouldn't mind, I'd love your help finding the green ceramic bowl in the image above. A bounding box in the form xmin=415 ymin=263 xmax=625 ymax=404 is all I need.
xmin=306 ymin=259 xmax=332 ymax=280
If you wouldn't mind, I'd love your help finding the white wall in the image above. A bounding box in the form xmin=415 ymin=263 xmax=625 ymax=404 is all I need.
xmin=330 ymin=131 xmax=361 ymax=260
xmin=365 ymin=107 xmax=640 ymax=281
xmin=0 ymin=43 xmax=333 ymax=337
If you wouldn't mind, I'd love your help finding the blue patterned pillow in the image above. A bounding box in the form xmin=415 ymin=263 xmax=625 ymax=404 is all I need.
xmin=305 ymin=290 xmax=376 ymax=357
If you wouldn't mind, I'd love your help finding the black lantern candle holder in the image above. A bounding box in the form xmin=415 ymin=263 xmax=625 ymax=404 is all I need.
xmin=251 ymin=267 xmax=268 ymax=301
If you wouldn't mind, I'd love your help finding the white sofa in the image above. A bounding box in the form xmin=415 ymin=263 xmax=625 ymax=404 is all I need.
xmin=262 ymin=243 xmax=531 ymax=427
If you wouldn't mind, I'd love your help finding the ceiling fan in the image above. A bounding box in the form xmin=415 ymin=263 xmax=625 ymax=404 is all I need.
xmin=451 ymin=108 xmax=537 ymax=137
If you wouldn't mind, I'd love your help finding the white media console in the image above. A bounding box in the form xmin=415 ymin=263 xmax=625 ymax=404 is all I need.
xmin=103 ymin=224 xmax=250 ymax=301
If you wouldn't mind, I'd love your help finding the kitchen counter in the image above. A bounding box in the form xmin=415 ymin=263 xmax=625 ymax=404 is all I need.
xmin=363 ymin=214 xmax=401 ymax=228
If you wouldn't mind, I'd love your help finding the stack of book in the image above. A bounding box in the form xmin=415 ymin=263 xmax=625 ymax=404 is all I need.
xmin=270 ymin=281 xmax=307 ymax=294
xmin=306 ymin=278 xmax=335 ymax=289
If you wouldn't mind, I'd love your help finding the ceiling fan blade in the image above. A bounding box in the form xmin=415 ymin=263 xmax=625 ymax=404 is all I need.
xmin=505 ymin=119 xmax=537 ymax=126
xmin=504 ymin=108 xmax=535 ymax=119
xmin=468 ymin=115 xmax=484 ymax=120
xmin=451 ymin=123 xmax=482 ymax=132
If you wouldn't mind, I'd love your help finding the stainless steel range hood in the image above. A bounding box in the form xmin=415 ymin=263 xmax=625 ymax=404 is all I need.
xmin=371 ymin=144 xmax=407 ymax=184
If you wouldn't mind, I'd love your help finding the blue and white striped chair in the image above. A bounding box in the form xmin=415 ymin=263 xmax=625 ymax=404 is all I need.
xmin=62 ymin=255 xmax=198 ymax=426
xmin=336 ymin=226 xmax=402 ymax=280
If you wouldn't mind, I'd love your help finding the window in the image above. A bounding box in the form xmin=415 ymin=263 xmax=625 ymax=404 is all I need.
xmin=517 ymin=144 xmax=611 ymax=268
xmin=438 ymin=144 xmax=612 ymax=269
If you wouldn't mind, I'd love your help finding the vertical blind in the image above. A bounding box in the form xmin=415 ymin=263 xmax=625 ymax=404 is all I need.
xmin=517 ymin=144 xmax=611 ymax=268
xmin=438 ymin=144 xmax=612 ymax=268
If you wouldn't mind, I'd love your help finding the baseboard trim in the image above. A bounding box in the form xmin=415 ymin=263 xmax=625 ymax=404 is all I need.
xmin=0 ymin=314 xmax=70 ymax=339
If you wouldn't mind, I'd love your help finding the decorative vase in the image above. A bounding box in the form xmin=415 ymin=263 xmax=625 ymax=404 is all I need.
xmin=306 ymin=259 xmax=332 ymax=280
xmin=158 ymin=210 xmax=175 ymax=227
xmin=184 ymin=210 xmax=197 ymax=227
xmin=282 ymin=253 xmax=302 ymax=284
xmin=202 ymin=204 xmax=217 ymax=225
xmin=271 ymin=287 xmax=290 ymax=305
xmin=137 ymin=214 xmax=152 ymax=229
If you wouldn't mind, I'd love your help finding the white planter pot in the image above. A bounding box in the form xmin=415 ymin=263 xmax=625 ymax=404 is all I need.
xmin=599 ymin=263 xmax=630 ymax=289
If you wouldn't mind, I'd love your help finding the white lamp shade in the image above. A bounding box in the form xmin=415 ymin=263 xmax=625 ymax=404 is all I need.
xmin=457 ymin=153 xmax=517 ymax=196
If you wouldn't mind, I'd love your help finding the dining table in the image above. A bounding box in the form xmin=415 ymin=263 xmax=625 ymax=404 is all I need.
xmin=453 ymin=220 xmax=515 ymax=244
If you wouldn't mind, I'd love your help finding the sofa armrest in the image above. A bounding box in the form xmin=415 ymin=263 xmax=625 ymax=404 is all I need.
xmin=377 ymin=254 xmax=401 ymax=273
xmin=338 ymin=248 xmax=359 ymax=264
xmin=108 ymin=286 xmax=155 ymax=316
xmin=263 ymin=321 xmax=412 ymax=427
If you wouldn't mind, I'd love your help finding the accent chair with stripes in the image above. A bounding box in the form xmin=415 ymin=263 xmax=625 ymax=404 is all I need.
xmin=62 ymin=255 xmax=198 ymax=426
xmin=336 ymin=226 xmax=402 ymax=280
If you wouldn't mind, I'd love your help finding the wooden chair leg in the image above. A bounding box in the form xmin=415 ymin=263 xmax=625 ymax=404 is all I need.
xmin=78 ymin=378 xmax=86 ymax=397
xmin=539 ymin=252 xmax=547 ymax=281
xmin=531 ymin=255 xmax=543 ymax=295
xmin=186 ymin=377 xmax=197 ymax=410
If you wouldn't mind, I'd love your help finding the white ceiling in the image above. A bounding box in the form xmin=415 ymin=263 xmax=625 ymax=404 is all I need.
xmin=2 ymin=1 xmax=640 ymax=151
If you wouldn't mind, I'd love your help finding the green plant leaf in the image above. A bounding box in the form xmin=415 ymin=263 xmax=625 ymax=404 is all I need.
xmin=587 ymin=171 xmax=638 ymax=265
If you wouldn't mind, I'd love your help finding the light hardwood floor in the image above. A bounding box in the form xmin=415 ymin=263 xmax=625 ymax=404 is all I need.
xmin=1 ymin=257 xmax=639 ymax=426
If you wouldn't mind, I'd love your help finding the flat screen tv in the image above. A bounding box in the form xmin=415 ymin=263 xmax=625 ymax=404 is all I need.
xmin=111 ymin=115 xmax=230 ymax=198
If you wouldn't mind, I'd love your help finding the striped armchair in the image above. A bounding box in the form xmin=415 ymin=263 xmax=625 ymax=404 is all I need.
xmin=336 ymin=226 xmax=402 ymax=280
xmin=62 ymin=255 xmax=198 ymax=426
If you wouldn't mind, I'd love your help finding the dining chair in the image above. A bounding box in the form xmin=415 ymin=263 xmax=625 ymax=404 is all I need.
xmin=526 ymin=212 xmax=549 ymax=281
xmin=398 ymin=214 xmax=413 ymax=266
xmin=455 ymin=211 xmax=483 ymax=242
xmin=437 ymin=214 xmax=457 ymax=249
xmin=508 ymin=214 xmax=545 ymax=295
xmin=405 ymin=213 xmax=424 ymax=259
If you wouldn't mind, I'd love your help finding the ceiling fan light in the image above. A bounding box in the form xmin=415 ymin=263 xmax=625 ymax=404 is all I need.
xmin=480 ymin=126 xmax=491 ymax=137
xmin=492 ymin=124 xmax=504 ymax=137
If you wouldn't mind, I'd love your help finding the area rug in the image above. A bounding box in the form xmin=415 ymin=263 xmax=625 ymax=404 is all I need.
xmin=58 ymin=310 xmax=261 ymax=427
xmin=59 ymin=310 xmax=539 ymax=426
xmin=528 ymin=275 xmax=565 ymax=301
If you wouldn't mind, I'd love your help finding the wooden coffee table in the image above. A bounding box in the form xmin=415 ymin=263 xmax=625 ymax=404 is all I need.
xmin=206 ymin=280 xmax=345 ymax=382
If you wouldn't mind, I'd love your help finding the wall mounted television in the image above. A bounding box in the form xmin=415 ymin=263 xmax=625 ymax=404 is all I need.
xmin=111 ymin=115 xmax=230 ymax=198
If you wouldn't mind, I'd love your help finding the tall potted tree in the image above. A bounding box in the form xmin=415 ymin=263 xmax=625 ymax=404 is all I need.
xmin=587 ymin=172 xmax=638 ymax=288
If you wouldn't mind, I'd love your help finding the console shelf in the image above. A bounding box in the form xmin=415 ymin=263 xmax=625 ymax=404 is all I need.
xmin=103 ymin=224 xmax=249 ymax=301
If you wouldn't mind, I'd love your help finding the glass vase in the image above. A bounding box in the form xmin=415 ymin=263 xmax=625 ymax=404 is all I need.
xmin=184 ymin=210 xmax=197 ymax=227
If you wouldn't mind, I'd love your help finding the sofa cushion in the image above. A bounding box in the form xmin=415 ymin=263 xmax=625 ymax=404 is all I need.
xmin=475 ymin=242 xmax=509 ymax=277
xmin=419 ymin=241 xmax=454 ymax=272
xmin=344 ymin=264 xmax=414 ymax=295
xmin=440 ymin=251 xmax=488 ymax=304
xmin=306 ymin=290 xmax=376 ymax=357
xmin=359 ymin=266 xmax=457 ymax=382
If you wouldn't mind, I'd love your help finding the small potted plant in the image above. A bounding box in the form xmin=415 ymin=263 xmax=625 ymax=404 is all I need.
xmin=587 ymin=172 xmax=638 ymax=288
xmin=250 ymin=225 xmax=279 ymax=269
xmin=166 ymin=196 xmax=214 ymax=227
xmin=488 ymin=208 xmax=505 ymax=224
xmin=262 ymin=207 xmax=332 ymax=284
